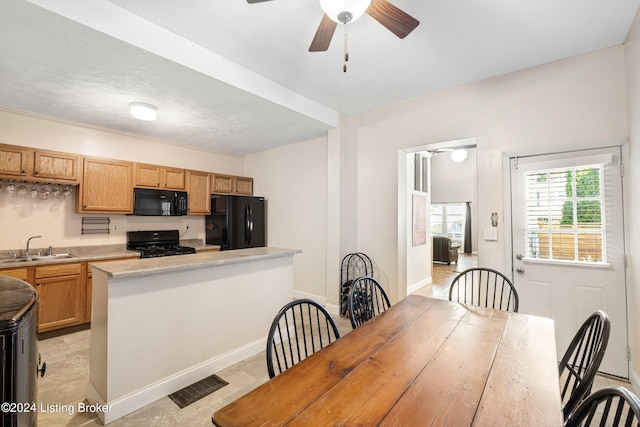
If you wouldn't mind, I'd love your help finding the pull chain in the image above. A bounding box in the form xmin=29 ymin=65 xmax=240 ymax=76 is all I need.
xmin=343 ymin=24 xmax=349 ymax=73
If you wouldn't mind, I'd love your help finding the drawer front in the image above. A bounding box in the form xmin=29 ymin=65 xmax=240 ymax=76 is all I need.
xmin=35 ymin=263 xmax=82 ymax=278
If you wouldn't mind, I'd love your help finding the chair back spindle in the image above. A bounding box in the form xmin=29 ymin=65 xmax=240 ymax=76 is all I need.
xmin=560 ymin=310 xmax=611 ymax=421
xmin=348 ymin=276 xmax=391 ymax=329
xmin=565 ymin=386 xmax=640 ymax=427
xmin=448 ymin=267 xmax=519 ymax=312
xmin=266 ymin=299 xmax=340 ymax=379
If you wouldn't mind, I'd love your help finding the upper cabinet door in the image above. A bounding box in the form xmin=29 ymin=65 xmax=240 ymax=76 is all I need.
xmin=163 ymin=167 xmax=185 ymax=190
xmin=78 ymin=157 xmax=133 ymax=213
xmin=211 ymin=174 xmax=253 ymax=195
xmin=135 ymin=163 xmax=162 ymax=188
xmin=134 ymin=163 xmax=185 ymax=190
xmin=0 ymin=144 xmax=31 ymax=177
xmin=186 ymin=170 xmax=211 ymax=215
xmin=33 ymin=150 xmax=79 ymax=182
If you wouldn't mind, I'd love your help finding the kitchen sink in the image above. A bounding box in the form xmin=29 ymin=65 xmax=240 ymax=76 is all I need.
xmin=0 ymin=254 xmax=76 ymax=264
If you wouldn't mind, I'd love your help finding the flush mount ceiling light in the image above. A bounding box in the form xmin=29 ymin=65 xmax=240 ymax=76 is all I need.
xmin=129 ymin=102 xmax=157 ymax=121
xmin=450 ymin=149 xmax=468 ymax=163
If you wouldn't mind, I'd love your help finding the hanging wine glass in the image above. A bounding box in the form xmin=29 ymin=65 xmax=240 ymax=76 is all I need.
xmin=51 ymin=185 xmax=61 ymax=198
xmin=30 ymin=184 xmax=38 ymax=198
xmin=40 ymin=186 xmax=50 ymax=200
xmin=63 ymin=185 xmax=72 ymax=197
xmin=6 ymin=182 xmax=15 ymax=194
xmin=17 ymin=184 xmax=28 ymax=197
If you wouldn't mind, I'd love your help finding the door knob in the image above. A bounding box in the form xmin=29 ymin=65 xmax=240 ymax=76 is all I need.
xmin=515 ymin=253 xmax=523 ymax=260
xmin=516 ymin=267 xmax=525 ymax=274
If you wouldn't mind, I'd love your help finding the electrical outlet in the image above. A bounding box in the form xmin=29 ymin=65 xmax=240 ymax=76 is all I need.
xmin=185 ymin=224 xmax=190 ymax=232
xmin=112 ymin=223 xmax=119 ymax=232
xmin=484 ymin=228 xmax=498 ymax=241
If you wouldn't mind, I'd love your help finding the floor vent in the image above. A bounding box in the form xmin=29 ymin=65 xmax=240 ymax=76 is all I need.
xmin=168 ymin=374 xmax=229 ymax=409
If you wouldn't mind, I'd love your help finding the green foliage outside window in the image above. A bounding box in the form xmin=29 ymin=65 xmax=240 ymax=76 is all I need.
xmin=561 ymin=168 xmax=601 ymax=225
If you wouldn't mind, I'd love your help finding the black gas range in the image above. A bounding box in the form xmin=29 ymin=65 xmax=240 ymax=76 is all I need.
xmin=127 ymin=230 xmax=196 ymax=258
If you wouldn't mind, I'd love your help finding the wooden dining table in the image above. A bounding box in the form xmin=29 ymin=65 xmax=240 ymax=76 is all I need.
xmin=212 ymin=294 xmax=563 ymax=426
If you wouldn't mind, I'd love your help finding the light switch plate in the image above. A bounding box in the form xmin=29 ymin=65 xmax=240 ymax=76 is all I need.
xmin=484 ymin=228 xmax=498 ymax=241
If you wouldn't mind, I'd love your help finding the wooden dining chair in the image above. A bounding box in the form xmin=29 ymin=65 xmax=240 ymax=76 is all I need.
xmin=565 ymin=386 xmax=640 ymax=427
xmin=559 ymin=310 xmax=611 ymax=422
xmin=347 ymin=276 xmax=391 ymax=329
xmin=266 ymin=299 xmax=340 ymax=379
xmin=448 ymin=267 xmax=519 ymax=312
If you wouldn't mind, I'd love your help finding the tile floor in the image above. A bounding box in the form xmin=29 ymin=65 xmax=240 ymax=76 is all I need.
xmin=36 ymin=316 xmax=353 ymax=426
xmin=36 ymin=260 xmax=632 ymax=426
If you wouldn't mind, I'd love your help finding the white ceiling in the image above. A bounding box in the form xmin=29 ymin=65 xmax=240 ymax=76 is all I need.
xmin=1 ymin=0 xmax=638 ymax=155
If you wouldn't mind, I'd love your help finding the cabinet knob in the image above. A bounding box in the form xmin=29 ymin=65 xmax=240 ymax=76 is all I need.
xmin=34 ymin=171 xmax=39 ymax=175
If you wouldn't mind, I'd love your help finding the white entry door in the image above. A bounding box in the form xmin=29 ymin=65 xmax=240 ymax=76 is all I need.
xmin=510 ymin=146 xmax=628 ymax=378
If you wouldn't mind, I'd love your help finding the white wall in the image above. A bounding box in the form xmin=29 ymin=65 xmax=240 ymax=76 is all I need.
xmin=347 ymin=46 xmax=627 ymax=303
xmin=244 ymin=137 xmax=329 ymax=302
xmin=624 ymin=9 xmax=640 ymax=381
xmin=0 ymin=109 xmax=244 ymax=250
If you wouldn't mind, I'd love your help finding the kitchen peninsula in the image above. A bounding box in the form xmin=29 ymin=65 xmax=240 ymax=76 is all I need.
xmin=85 ymin=247 xmax=300 ymax=425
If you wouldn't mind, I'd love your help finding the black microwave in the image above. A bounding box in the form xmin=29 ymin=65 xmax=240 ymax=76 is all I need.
xmin=133 ymin=188 xmax=188 ymax=216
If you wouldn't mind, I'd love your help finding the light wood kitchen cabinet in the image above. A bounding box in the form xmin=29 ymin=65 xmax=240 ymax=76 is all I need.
xmin=33 ymin=149 xmax=80 ymax=182
xmin=0 ymin=144 xmax=79 ymax=183
xmin=77 ymin=156 xmax=133 ymax=213
xmin=0 ymin=266 xmax=32 ymax=282
xmin=186 ymin=170 xmax=211 ymax=214
xmin=0 ymin=144 xmax=31 ymax=178
xmin=211 ymin=174 xmax=253 ymax=195
xmin=134 ymin=163 xmax=185 ymax=190
xmin=34 ymin=263 xmax=83 ymax=333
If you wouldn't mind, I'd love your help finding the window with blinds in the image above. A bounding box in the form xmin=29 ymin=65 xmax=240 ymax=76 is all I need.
xmin=523 ymin=164 xmax=606 ymax=263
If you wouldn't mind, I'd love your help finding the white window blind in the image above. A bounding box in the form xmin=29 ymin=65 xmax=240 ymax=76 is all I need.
xmin=523 ymin=163 xmax=606 ymax=264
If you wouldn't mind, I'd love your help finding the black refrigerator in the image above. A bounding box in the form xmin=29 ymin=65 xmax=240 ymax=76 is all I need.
xmin=205 ymin=195 xmax=266 ymax=250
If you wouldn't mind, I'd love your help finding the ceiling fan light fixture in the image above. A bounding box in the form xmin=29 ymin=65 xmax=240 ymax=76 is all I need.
xmin=129 ymin=102 xmax=157 ymax=121
xmin=319 ymin=0 xmax=372 ymax=24
xmin=450 ymin=149 xmax=468 ymax=163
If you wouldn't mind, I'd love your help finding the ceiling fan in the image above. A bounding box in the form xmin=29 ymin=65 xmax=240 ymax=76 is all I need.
xmin=246 ymin=0 xmax=420 ymax=52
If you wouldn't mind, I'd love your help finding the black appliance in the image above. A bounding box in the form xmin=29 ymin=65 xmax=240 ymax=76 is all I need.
xmin=1 ymin=277 xmax=39 ymax=427
xmin=127 ymin=230 xmax=196 ymax=258
xmin=205 ymin=195 xmax=266 ymax=250
xmin=133 ymin=188 xmax=188 ymax=216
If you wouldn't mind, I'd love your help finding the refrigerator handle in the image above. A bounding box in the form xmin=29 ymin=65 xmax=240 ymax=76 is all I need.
xmin=245 ymin=204 xmax=253 ymax=244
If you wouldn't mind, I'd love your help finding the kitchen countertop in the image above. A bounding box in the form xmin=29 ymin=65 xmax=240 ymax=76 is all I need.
xmin=92 ymin=247 xmax=301 ymax=279
xmin=0 ymin=241 xmax=220 ymax=268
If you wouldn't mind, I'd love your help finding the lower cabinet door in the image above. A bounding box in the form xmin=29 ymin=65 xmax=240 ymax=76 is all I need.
xmin=35 ymin=274 xmax=83 ymax=333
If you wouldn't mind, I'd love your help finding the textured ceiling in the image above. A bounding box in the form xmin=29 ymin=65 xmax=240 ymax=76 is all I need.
xmin=0 ymin=0 xmax=638 ymax=154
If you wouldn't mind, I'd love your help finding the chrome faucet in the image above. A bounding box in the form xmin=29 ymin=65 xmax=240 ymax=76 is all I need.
xmin=26 ymin=235 xmax=42 ymax=258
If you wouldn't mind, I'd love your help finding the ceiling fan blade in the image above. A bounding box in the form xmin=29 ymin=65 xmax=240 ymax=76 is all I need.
xmin=246 ymin=0 xmax=273 ymax=3
xmin=366 ymin=0 xmax=419 ymax=39
xmin=309 ymin=14 xmax=338 ymax=52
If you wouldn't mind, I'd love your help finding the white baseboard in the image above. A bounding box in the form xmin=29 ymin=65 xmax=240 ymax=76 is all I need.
xmin=293 ymin=289 xmax=343 ymax=316
xmin=86 ymin=337 xmax=266 ymax=424
xmin=630 ymin=367 xmax=640 ymax=395
xmin=293 ymin=289 xmax=326 ymax=305
xmin=408 ymin=276 xmax=432 ymax=295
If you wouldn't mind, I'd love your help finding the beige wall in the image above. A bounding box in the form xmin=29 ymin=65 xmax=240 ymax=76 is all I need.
xmin=347 ymin=45 xmax=627 ymax=304
xmin=625 ymin=9 xmax=640 ymax=381
xmin=244 ymin=136 xmax=330 ymax=302
xmin=0 ymin=108 xmax=243 ymax=249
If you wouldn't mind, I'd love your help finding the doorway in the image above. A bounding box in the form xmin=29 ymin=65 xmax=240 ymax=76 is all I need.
xmin=401 ymin=138 xmax=478 ymax=298
xmin=509 ymin=145 xmax=629 ymax=378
